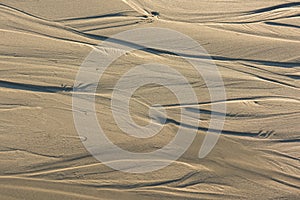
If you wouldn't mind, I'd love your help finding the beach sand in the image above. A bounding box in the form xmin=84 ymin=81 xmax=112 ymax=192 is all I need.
xmin=0 ymin=1 xmax=299 ymax=199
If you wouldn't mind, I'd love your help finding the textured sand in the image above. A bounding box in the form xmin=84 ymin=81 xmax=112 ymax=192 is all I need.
xmin=0 ymin=1 xmax=299 ymax=199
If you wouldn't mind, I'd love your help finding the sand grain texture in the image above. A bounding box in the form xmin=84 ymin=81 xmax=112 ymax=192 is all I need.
xmin=0 ymin=0 xmax=299 ymax=199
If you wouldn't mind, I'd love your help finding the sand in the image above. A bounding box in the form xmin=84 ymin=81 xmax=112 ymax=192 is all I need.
xmin=0 ymin=0 xmax=299 ymax=199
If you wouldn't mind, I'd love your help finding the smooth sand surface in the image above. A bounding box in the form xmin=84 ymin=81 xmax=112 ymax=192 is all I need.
xmin=1 ymin=1 xmax=299 ymax=199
